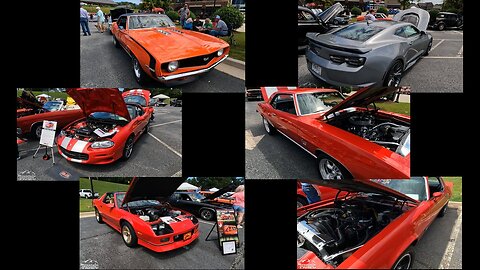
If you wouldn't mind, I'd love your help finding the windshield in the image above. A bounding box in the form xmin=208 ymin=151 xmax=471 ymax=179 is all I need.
xmin=116 ymin=193 xmax=160 ymax=207
xmin=129 ymin=15 xmax=175 ymax=29
xmin=334 ymin=24 xmax=385 ymax=41
xmin=188 ymin=192 xmax=206 ymax=202
xmin=297 ymin=92 xmax=345 ymax=115
xmin=89 ymin=112 xmax=129 ymax=122
xmin=371 ymin=177 xmax=427 ymax=201
xmin=124 ymin=95 xmax=147 ymax=107
xmin=43 ymin=101 xmax=63 ymax=111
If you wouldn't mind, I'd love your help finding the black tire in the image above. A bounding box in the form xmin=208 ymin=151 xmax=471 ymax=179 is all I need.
xmin=297 ymin=197 xmax=308 ymax=208
xmin=316 ymin=153 xmax=352 ymax=180
xmin=132 ymin=56 xmax=149 ymax=85
xmin=200 ymin=208 xmax=215 ymax=221
xmin=438 ymin=202 xmax=448 ymax=218
xmin=32 ymin=123 xmax=43 ymax=139
xmin=437 ymin=23 xmax=445 ymax=31
xmin=333 ymin=19 xmax=339 ymax=25
xmin=143 ymin=122 xmax=150 ymax=134
xmin=113 ymin=35 xmax=120 ymax=48
xmin=122 ymin=136 xmax=134 ymax=160
xmin=424 ymin=40 xmax=432 ymax=56
xmin=121 ymin=222 xmax=138 ymax=247
xmin=392 ymin=247 xmax=415 ymax=269
xmin=383 ymin=60 xmax=404 ymax=87
xmin=262 ymin=116 xmax=277 ymax=135
xmin=95 ymin=208 xmax=103 ymax=224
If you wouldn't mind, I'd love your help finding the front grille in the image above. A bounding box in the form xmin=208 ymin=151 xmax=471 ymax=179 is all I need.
xmin=60 ymin=146 xmax=89 ymax=160
xmin=173 ymin=230 xmax=194 ymax=242
xmin=162 ymin=52 xmax=218 ymax=71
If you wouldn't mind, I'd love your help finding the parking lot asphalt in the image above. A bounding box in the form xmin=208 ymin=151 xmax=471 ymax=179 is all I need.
xmin=298 ymin=30 xmax=463 ymax=93
xmin=81 ymin=23 xmax=244 ymax=93
xmin=17 ymin=106 xmax=182 ymax=180
xmin=245 ymin=100 xmax=320 ymax=179
xmin=80 ymin=216 xmax=245 ymax=269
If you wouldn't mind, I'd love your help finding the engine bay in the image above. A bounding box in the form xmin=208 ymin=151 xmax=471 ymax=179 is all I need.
xmin=62 ymin=120 xmax=118 ymax=142
xmin=327 ymin=110 xmax=410 ymax=154
xmin=297 ymin=196 xmax=406 ymax=267
xmin=132 ymin=206 xmax=183 ymax=223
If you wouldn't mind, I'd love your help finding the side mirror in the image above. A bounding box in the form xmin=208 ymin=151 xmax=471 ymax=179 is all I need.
xmin=420 ymin=30 xmax=426 ymax=35
xmin=432 ymin=192 xmax=442 ymax=198
xmin=119 ymin=25 xmax=124 ymax=30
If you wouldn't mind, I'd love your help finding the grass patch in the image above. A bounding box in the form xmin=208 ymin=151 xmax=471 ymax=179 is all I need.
xmin=375 ymin=101 xmax=410 ymax=115
xmin=17 ymin=90 xmax=68 ymax=99
xmin=444 ymin=177 xmax=462 ymax=202
xmin=220 ymin=31 xmax=245 ymax=62
xmin=79 ymin=178 xmax=129 ymax=212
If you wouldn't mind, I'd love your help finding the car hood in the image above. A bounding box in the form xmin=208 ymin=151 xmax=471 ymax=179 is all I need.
xmin=318 ymin=3 xmax=344 ymax=24
xmin=122 ymin=177 xmax=185 ymax=205
xmin=127 ymin=28 xmax=228 ymax=61
xmin=321 ymin=87 xmax=398 ymax=119
xmin=300 ymin=179 xmax=419 ymax=204
xmin=393 ymin=7 xmax=430 ymax=31
xmin=122 ymin=89 xmax=151 ymax=105
xmin=203 ymin=183 xmax=237 ymax=201
xmin=66 ymin=88 xmax=131 ymax=121
xmin=17 ymin=90 xmax=44 ymax=111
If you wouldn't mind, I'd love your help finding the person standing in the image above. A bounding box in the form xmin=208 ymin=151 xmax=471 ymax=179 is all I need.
xmin=365 ymin=9 xmax=377 ymax=21
xmin=80 ymin=3 xmax=91 ymax=36
xmin=301 ymin=182 xmax=320 ymax=204
xmin=231 ymin=185 xmax=245 ymax=228
xmin=96 ymin=7 xmax=105 ymax=33
xmin=209 ymin=15 xmax=228 ymax=37
xmin=178 ymin=4 xmax=190 ymax=28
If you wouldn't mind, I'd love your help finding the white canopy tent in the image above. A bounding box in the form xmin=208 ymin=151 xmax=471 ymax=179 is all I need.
xmin=209 ymin=187 xmax=219 ymax=192
xmin=152 ymin=94 xmax=170 ymax=99
xmin=36 ymin=94 xmax=51 ymax=98
xmin=177 ymin=182 xmax=199 ymax=191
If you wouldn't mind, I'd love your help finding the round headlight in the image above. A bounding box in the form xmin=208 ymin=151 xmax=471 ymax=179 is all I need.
xmin=217 ymin=49 xmax=224 ymax=57
xmin=167 ymin=61 xmax=179 ymax=72
xmin=91 ymin=140 xmax=114 ymax=149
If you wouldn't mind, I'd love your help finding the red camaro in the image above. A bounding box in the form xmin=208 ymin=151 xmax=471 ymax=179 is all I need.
xmin=297 ymin=177 xmax=452 ymax=269
xmin=93 ymin=178 xmax=200 ymax=252
xmin=257 ymin=87 xmax=410 ymax=179
xmin=56 ymin=88 xmax=152 ymax=164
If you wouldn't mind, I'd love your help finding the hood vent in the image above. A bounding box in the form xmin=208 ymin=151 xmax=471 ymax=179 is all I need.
xmin=157 ymin=29 xmax=170 ymax=35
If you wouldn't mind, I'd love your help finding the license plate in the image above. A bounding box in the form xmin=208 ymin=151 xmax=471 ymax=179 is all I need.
xmin=312 ymin=63 xmax=322 ymax=75
xmin=183 ymin=232 xmax=192 ymax=240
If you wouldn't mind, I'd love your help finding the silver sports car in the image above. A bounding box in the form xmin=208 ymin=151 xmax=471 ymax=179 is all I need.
xmin=305 ymin=7 xmax=432 ymax=88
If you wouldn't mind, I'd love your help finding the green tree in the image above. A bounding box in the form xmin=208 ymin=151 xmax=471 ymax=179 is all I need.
xmin=377 ymin=6 xmax=388 ymax=15
xmin=399 ymin=0 xmax=411 ymax=9
xmin=442 ymin=0 xmax=463 ymax=13
xmin=213 ymin=5 xmax=244 ymax=30
xmin=351 ymin=6 xmax=362 ymax=16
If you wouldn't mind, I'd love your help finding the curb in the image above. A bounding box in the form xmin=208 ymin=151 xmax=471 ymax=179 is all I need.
xmin=224 ymin=57 xmax=245 ymax=70
xmin=80 ymin=211 xmax=96 ymax=218
xmin=449 ymin=201 xmax=462 ymax=207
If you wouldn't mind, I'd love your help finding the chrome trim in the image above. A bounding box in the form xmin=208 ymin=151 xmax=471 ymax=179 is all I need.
xmin=157 ymin=54 xmax=228 ymax=81
xmin=276 ymin=129 xmax=317 ymax=158
xmin=145 ymin=65 xmax=155 ymax=72
xmin=323 ymin=244 xmax=364 ymax=262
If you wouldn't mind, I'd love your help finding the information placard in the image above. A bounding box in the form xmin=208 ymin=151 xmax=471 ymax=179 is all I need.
xmin=215 ymin=208 xmax=239 ymax=255
xmin=39 ymin=129 xmax=56 ymax=147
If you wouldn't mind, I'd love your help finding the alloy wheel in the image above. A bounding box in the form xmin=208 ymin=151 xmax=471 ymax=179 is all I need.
xmin=393 ymin=254 xmax=412 ymax=269
xmin=387 ymin=62 xmax=403 ymax=87
xmin=133 ymin=59 xmax=141 ymax=79
xmin=122 ymin=226 xmax=132 ymax=244
xmin=319 ymin=159 xmax=343 ymax=180
xmin=263 ymin=118 xmax=270 ymax=133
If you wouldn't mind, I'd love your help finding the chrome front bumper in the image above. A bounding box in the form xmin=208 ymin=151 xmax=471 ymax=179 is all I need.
xmin=156 ymin=54 xmax=229 ymax=82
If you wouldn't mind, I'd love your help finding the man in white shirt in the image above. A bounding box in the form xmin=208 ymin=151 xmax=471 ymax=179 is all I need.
xmin=365 ymin=9 xmax=377 ymax=21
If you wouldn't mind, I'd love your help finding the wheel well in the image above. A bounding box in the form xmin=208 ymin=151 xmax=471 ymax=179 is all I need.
xmin=30 ymin=122 xmax=42 ymax=133
xmin=120 ymin=219 xmax=128 ymax=227
xmin=315 ymin=149 xmax=353 ymax=178
xmin=410 ymin=239 xmax=418 ymax=246
xmin=199 ymin=207 xmax=215 ymax=213
xmin=382 ymin=58 xmax=404 ymax=81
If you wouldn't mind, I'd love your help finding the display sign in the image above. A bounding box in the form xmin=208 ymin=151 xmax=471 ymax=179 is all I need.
xmin=39 ymin=120 xmax=57 ymax=147
xmin=216 ymin=209 xmax=239 ymax=255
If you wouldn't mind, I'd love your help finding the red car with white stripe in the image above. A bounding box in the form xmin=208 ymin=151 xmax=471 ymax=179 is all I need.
xmin=56 ymin=88 xmax=152 ymax=164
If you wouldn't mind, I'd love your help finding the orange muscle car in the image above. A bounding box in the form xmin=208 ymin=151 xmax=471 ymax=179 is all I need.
xmin=111 ymin=13 xmax=230 ymax=85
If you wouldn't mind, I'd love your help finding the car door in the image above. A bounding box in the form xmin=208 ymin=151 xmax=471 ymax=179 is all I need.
xmin=116 ymin=16 xmax=128 ymax=46
xmin=97 ymin=193 xmax=116 ymax=226
xmin=404 ymin=25 xmax=428 ymax=62
xmin=269 ymin=94 xmax=299 ymax=139
xmin=130 ymin=105 xmax=148 ymax=140
xmin=395 ymin=25 xmax=424 ymax=66
xmin=298 ymin=8 xmax=325 ymax=47
xmin=178 ymin=194 xmax=201 ymax=214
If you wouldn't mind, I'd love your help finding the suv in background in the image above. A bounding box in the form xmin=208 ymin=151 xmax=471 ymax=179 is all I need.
xmin=429 ymin=12 xmax=463 ymax=31
xmin=79 ymin=189 xmax=99 ymax=199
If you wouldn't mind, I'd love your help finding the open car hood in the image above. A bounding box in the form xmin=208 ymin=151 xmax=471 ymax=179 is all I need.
xmin=322 ymin=87 xmax=398 ymax=119
xmin=66 ymin=88 xmax=131 ymax=121
xmin=393 ymin=7 xmax=430 ymax=31
xmin=203 ymin=183 xmax=237 ymax=201
xmin=122 ymin=177 xmax=185 ymax=205
xmin=300 ymin=179 xmax=419 ymax=204
xmin=17 ymin=90 xmax=44 ymax=110
xmin=318 ymin=3 xmax=344 ymax=24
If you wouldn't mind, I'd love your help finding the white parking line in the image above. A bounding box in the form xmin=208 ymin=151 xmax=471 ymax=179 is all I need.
xmin=151 ymin=120 xmax=182 ymax=128
xmin=430 ymin=39 xmax=444 ymax=53
xmin=452 ymin=30 xmax=463 ymax=35
xmin=171 ymin=170 xmax=182 ymax=177
xmin=439 ymin=207 xmax=462 ymax=269
xmin=457 ymin=45 xmax=463 ymax=56
xmin=423 ymin=56 xmax=463 ymax=59
xmin=147 ymin=132 xmax=182 ymax=158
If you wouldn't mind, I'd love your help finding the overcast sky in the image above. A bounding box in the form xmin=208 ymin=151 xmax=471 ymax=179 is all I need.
xmin=115 ymin=0 xmax=141 ymax=4
xmin=418 ymin=0 xmax=444 ymax=3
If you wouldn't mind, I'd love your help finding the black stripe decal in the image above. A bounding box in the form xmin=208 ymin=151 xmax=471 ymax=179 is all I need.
xmin=128 ymin=36 xmax=157 ymax=78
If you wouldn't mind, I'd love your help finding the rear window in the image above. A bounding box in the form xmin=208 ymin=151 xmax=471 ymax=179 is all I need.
xmin=334 ymin=24 xmax=385 ymax=41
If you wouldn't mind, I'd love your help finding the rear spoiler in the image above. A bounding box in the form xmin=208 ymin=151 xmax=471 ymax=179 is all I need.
xmin=306 ymin=33 xmax=372 ymax=54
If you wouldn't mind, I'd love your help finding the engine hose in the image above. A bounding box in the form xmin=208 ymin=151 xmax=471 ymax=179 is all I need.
xmin=333 ymin=227 xmax=345 ymax=247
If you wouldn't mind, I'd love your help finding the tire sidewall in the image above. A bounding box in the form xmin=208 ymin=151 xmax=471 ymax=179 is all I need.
xmin=122 ymin=136 xmax=134 ymax=160
xmin=200 ymin=209 xmax=214 ymax=221
xmin=317 ymin=154 xmax=351 ymax=180
xmin=384 ymin=60 xmax=404 ymax=87
xmin=121 ymin=222 xmax=138 ymax=247
xmin=393 ymin=248 xmax=415 ymax=269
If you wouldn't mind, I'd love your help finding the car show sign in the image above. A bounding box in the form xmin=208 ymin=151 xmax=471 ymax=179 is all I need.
xmin=215 ymin=209 xmax=239 ymax=255
xmin=39 ymin=120 xmax=57 ymax=147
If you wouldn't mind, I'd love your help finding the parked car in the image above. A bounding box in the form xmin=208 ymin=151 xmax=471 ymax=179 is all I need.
xmin=108 ymin=5 xmax=134 ymax=34
xmin=57 ymin=88 xmax=153 ymax=164
xmin=79 ymin=189 xmax=99 ymax=198
xmin=168 ymin=184 xmax=237 ymax=221
xmin=297 ymin=177 xmax=452 ymax=269
xmin=298 ymin=3 xmax=344 ymax=50
xmin=246 ymin=88 xmax=263 ymax=101
xmin=330 ymin=15 xmax=350 ymax=25
xmin=389 ymin=8 xmax=400 ymax=15
xmin=357 ymin=12 xmax=392 ymax=21
xmin=111 ymin=14 xmax=229 ymax=85
xmin=257 ymin=86 xmax=410 ymax=180
xmin=305 ymin=7 xmax=432 ymax=88
xmin=170 ymin=98 xmax=182 ymax=107
xmin=17 ymin=91 xmax=83 ymax=139
xmin=429 ymin=12 xmax=463 ymax=31
xmin=93 ymin=178 xmax=199 ymax=252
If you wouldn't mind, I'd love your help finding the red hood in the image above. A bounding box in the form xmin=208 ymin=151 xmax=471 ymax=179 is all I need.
xmin=66 ymin=88 xmax=131 ymax=121
xmin=127 ymin=28 xmax=228 ymax=62
xmin=122 ymin=89 xmax=151 ymax=106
